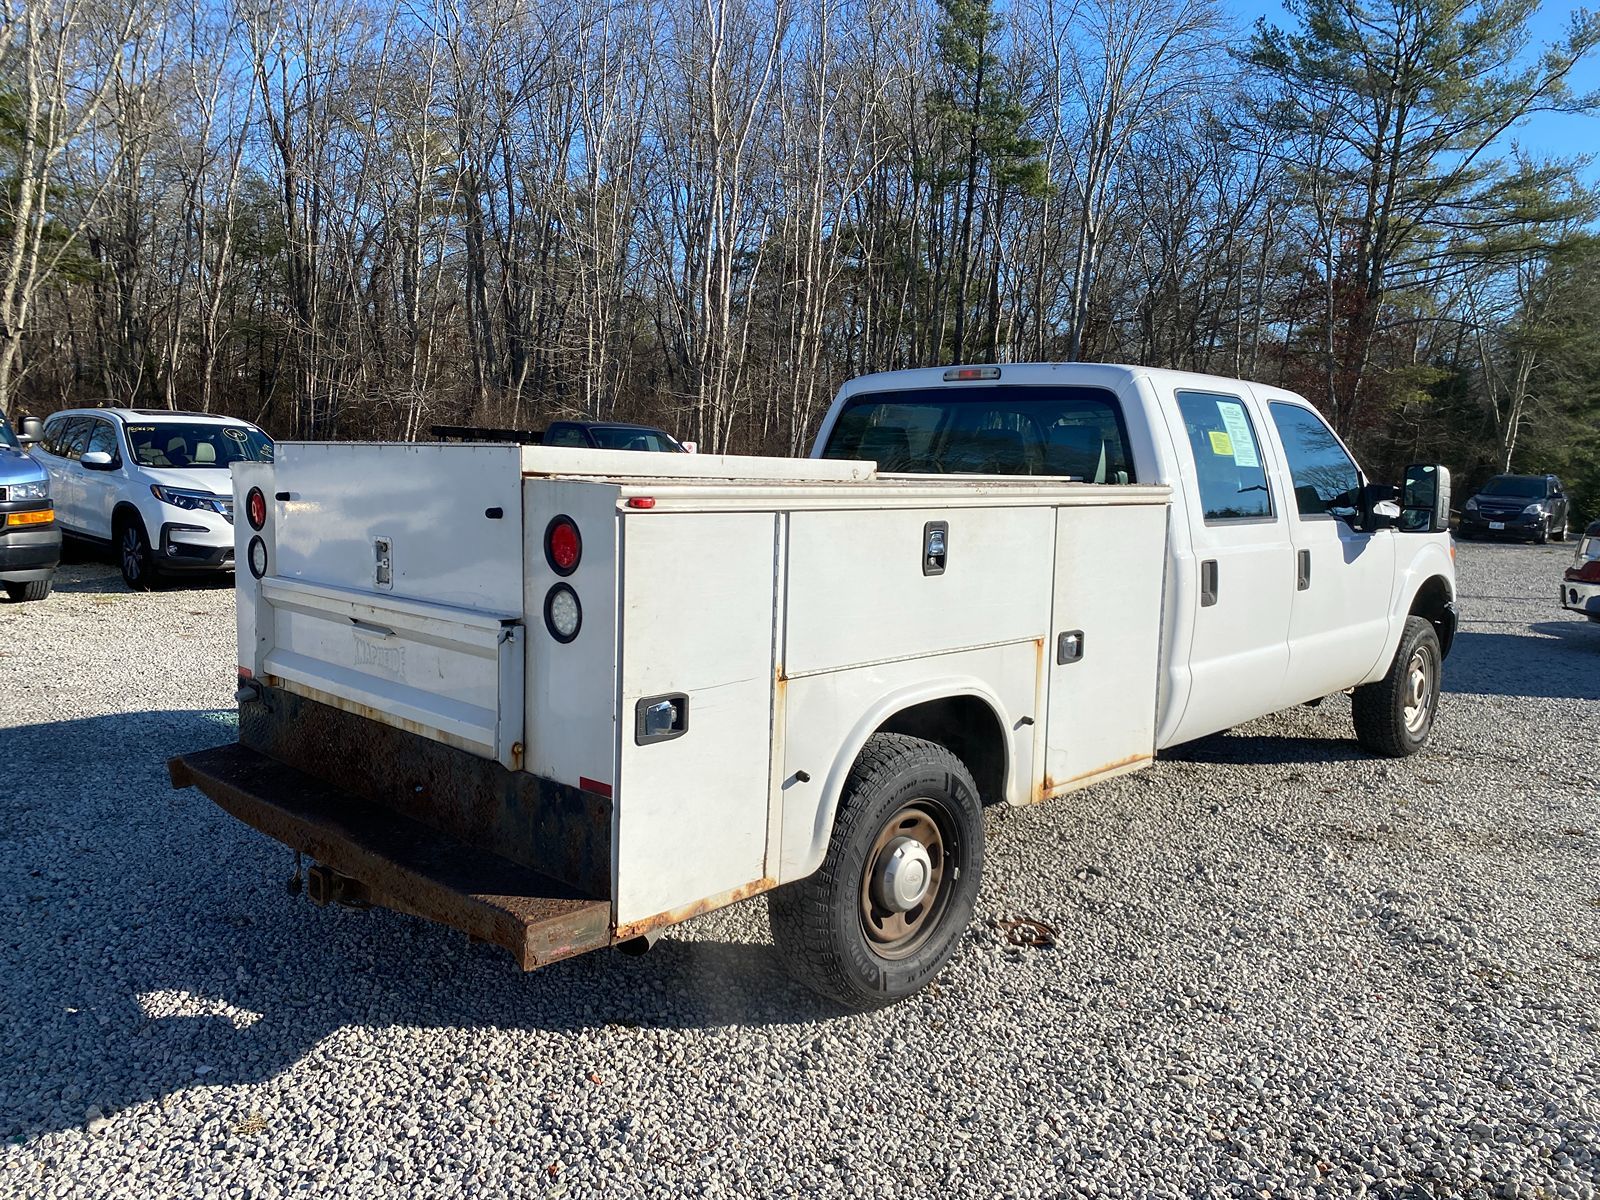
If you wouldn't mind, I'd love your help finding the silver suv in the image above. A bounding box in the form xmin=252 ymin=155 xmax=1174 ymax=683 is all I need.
xmin=33 ymin=408 xmax=274 ymax=588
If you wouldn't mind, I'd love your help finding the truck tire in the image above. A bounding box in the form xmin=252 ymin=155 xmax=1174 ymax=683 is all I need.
xmin=1352 ymin=616 xmax=1442 ymax=757
xmin=767 ymin=733 xmax=984 ymax=1009
xmin=3 ymin=578 xmax=52 ymax=602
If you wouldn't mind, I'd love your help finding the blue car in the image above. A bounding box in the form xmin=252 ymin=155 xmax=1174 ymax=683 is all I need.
xmin=0 ymin=409 xmax=60 ymax=601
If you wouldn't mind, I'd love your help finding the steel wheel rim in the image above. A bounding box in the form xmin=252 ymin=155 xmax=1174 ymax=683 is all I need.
xmin=859 ymin=800 xmax=954 ymax=961
xmin=122 ymin=527 xmax=143 ymax=581
xmin=1403 ymin=646 xmax=1434 ymax=735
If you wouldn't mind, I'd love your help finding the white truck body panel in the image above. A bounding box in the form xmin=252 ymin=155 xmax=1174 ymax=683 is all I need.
xmin=220 ymin=361 xmax=1455 ymax=952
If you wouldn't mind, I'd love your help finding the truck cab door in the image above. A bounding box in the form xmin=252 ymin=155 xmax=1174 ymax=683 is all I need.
xmin=1263 ymin=400 xmax=1395 ymax=703
xmin=1164 ymin=389 xmax=1293 ymax=745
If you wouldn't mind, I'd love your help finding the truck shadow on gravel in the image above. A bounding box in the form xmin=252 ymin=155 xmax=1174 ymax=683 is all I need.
xmin=1 ymin=710 xmax=823 ymax=1142
xmin=1445 ymin=624 xmax=1599 ymax=701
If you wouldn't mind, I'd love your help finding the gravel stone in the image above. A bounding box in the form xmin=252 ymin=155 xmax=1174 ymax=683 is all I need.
xmin=2 ymin=542 xmax=1597 ymax=1197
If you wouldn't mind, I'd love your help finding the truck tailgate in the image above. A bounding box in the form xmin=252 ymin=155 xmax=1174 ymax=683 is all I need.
xmin=257 ymin=577 xmax=524 ymax=769
xmin=241 ymin=444 xmax=527 ymax=769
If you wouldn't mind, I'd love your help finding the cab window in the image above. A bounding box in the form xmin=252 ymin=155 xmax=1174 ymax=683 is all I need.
xmin=53 ymin=417 xmax=93 ymax=460
xmin=543 ymin=426 xmax=589 ymax=448
xmin=84 ymin=420 xmax=120 ymax=462
xmin=1175 ymin=391 xmax=1273 ymax=520
xmin=1269 ymin=403 xmax=1360 ymax=517
xmin=822 ymin=385 xmax=1136 ymax=481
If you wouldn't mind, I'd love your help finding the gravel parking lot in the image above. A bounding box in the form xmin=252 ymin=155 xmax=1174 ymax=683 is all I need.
xmin=2 ymin=540 xmax=1597 ymax=1199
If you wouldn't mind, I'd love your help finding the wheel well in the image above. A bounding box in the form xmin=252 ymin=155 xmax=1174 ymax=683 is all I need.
xmin=112 ymin=502 xmax=142 ymax=535
xmin=876 ymin=695 xmax=1007 ymax=805
xmin=1409 ymin=575 xmax=1455 ymax=658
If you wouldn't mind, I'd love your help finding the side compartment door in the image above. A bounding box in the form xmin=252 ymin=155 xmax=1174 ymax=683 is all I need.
xmin=1043 ymin=501 xmax=1168 ymax=791
xmin=614 ymin=512 xmax=777 ymax=933
xmin=1263 ymin=399 xmax=1396 ymax=701
xmin=1165 ymin=388 xmax=1294 ymax=744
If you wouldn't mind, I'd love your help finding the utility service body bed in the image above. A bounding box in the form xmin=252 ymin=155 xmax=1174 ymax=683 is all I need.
xmin=172 ymin=442 xmax=1172 ymax=969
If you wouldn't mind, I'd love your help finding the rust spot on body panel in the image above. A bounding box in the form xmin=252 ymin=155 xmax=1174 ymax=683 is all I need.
xmin=1038 ymin=752 xmax=1153 ymax=801
xmin=612 ymin=876 xmax=778 ymax=942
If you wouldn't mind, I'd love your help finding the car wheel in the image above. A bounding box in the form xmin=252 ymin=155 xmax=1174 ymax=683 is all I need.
xmin=767 ymin=733 xmax=984 ymax=1010
xmin=1534 ymin=520 xmax=1548 ymax=545
xmin=1552 ymin=517 xmax=1567 ymax=542
xmin=3 ymin=578 xmax=52 ymax=602
xmin=1352 ymin=616 xmax=1442 ymax=758
xmin=118 ymin=516 xmax=157 ymax=590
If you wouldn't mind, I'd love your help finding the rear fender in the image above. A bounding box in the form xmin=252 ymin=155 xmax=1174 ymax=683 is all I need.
xmin=780 ymin=676 xmax=1016 ymax=884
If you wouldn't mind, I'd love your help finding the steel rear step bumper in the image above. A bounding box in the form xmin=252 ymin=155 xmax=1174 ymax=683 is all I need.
xmin=168 ymin=744 xmax=611 ymax=969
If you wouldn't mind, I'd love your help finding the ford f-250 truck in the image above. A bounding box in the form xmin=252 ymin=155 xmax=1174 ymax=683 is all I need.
xmin=169 ymin=363 xmax=1457 ymax=1009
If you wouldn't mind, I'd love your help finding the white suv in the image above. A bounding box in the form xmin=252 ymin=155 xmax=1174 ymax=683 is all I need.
xmin=33 ymin=408 xmax=274 ymax=588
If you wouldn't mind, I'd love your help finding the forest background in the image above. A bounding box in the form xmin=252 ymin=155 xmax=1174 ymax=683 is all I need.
xmin=4 ymin=0 xmax=1600 ymax=515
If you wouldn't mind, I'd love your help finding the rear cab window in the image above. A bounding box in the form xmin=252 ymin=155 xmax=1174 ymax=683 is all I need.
xmin=820 ymin=385 xmax=1136 ymax=482
xmin=1174 ymin=390 xmax=1273 ymax=521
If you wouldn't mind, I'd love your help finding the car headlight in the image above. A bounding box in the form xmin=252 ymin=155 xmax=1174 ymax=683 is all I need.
xmin=150 ymin=484 xmax=228 ymax=516
xmin=1522 ymin=503 xmax=1545 ymax=516
xmin=1464 ymin=497 xmax=1478 ymax=511
xmin=7 ymin=479 xmax=49 ymax=501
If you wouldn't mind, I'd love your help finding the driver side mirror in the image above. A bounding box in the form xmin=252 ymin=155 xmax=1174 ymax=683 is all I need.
xmin=1400 ymin=464 xmax=1451 ymax=533
xmin=1357 ymin=482 xmax=1400 ymax=531
xmin=81 ymin=450 xmax=116 ymax=470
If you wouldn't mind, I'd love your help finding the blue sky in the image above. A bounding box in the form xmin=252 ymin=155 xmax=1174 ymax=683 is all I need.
xmin=1226 ymin=0 xmax=1600 ymax=185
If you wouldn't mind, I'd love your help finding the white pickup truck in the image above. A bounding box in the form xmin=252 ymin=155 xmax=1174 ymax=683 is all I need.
xmin=170 ymin=363 xmax=1457 ymax=1008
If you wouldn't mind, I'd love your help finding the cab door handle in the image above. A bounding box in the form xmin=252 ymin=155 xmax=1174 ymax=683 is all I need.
xmin=1200 ymin=559 xmax=1218 ymax=607
xmin=1297 ymin=549 xmax=1311 ymax=591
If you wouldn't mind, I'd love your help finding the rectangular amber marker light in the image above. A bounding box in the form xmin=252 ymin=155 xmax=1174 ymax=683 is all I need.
xmin=5 ymin=509 xmax=54 ymax=527
xmin=942 ymin=366 xmax=1001 ymax=381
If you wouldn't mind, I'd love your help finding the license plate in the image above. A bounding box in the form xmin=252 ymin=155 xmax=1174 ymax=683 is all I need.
xmin=1489 ymin=521 xmax=1505 ymax=530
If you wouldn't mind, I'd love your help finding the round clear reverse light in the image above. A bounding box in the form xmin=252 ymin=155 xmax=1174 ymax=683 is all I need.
xmin=544 ymin=583 xmax=581 ymax=643
xmin=247 ymin=535 xmax=268 ymax=579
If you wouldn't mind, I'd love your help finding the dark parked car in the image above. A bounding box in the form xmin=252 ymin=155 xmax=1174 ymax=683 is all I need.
xmin=431 ymin=421 xmax=687 ymax=453
xmin=1458 ymin=473 xmax=1569 ymax=543
xmin=0 ymin=409 xmax=60 ymax=601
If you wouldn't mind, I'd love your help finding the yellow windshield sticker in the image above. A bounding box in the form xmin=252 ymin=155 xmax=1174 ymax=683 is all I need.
xmin=1208 ymin=430 xmax=1233 ymax=457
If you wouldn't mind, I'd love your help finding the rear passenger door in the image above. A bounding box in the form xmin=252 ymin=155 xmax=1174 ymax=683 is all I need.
xmin=39 ymin=416 xmax=92 ymax=534
xmin=1166 ymin=388 xmax=1294 ymax=744
xmin=1264 ymin=399 xmax=1395 ymax=701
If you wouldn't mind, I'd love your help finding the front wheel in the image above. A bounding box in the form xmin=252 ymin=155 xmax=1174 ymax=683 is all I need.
xmin=118 ymin=516 xmax=157 ymax=590
xmin=1352 ymin=616 xmax=1442 ymax=757
xmin=767 ymin=733 xmax=983 ymax=1009
xmin=1534 ymin=520 xmax=1549 ymax=545
xmin=1553 ymin=517 xmax=1568 ymax=542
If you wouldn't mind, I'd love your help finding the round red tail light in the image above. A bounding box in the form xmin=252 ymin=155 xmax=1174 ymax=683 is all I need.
xmin=545 ymin=515 xmax=582 ymax=576
xmin=245 ymin=486 xmax=267 ymax=530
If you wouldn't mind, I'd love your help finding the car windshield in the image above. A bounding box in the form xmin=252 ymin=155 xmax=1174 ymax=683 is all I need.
xmin=820 ymin=384 xmax=1136 ymax=481
xmin=1479 ymin=476 xmax=1545 ymax=498
xmin=126 ymin=422 xmax=273 ymax=468
xmin=0 ymin=411 xmax=18 ymax=451
xmin=588 ymin=427 xmax=680 ymax=452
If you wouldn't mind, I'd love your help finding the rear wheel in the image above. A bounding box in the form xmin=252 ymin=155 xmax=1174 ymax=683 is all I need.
xmin=118 ymin=515 xmax=157 ymax=590
xmin=767 ymin=733 xmax=983 ymax=1009
xmin=3 ymin=578 xmax=52 ymax=602
xmin=1352 ymin=616 xmax=1442 ymax=757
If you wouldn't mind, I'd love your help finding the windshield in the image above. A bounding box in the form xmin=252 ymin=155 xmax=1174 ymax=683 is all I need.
xmin=126 ymin=422 xmax=273 ymax=468
xmin=0 ymin=411 xmax=18 ymax=452
xmin=1479 ymin=476 xmax=1545 ymax=498
xmin=589 ymin=427 xmax=681 ymax=452
xmin=821 ymin=384 xmax=1136 ymax=481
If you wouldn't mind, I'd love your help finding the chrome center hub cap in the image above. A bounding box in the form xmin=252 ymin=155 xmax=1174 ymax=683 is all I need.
xmin=875 ymin=836 xmax=934 ymax=912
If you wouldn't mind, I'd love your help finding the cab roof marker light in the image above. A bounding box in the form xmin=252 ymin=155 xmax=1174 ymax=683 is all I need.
xmin=943 ymin=367 xmax=1001 ymax=382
